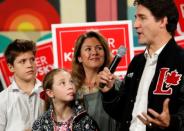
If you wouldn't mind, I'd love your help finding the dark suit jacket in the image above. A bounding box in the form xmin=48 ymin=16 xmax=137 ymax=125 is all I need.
xmin=102 ymin=38 xmax=184 ymax=131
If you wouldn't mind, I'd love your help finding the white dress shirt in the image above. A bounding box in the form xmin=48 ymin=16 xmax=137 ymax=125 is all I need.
xmin=0 ymin=79 xmax=44 ymax=131
xmin=130 ymin=45 xmax=166 ymax=131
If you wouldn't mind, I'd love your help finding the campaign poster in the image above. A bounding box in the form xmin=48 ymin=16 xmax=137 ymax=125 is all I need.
xmin=175 ymin=0 xmax=184 ymax=37
xmin=175 ymin=35 xmax=184 ymax=48
xmin=52 ymin=21 xmax=134 ymax=78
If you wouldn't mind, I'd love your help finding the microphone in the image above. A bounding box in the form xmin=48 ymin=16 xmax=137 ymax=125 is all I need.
xmin=99 ymin=45 xmax=126 ymax=88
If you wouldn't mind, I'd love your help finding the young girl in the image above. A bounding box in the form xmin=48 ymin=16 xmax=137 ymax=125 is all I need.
xmin=32 ymin=69 xmax=99 ymax=131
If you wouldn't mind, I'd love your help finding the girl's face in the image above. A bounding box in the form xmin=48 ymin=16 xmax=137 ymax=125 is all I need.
xmin=47 ymin=70 xmax=76 ymax=103
xmin=78 ymin=37 xmax=105 ymax=70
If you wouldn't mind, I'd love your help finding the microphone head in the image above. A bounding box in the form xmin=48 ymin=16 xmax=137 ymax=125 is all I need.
xmin=117 ymin=45 xmax=126 ymax=57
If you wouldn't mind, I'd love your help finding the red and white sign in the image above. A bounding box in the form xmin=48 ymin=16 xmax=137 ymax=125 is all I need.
xmin=0 ymin=54 xmax=12 ymax=88
xmin=52 ymin=21 xmax=134 ymax=77
xmin=175 ymin=0 xmax=184 ymax=37
xmin=175 ymin=35 xmax=184 ymax=48
xmin=0 ymin=39 xmax=54 ymax=88
xmin=35 ymin=39 xmax=54 ymax=81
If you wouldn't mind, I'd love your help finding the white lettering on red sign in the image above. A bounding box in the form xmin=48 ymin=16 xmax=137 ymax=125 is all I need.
xmin=35 ymin=56 xmax=53 ymax=76
xmin=108 ymin=38 xmax=115 ymax=48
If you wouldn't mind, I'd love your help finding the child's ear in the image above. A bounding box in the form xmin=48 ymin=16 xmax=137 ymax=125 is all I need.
xmin=8 ymin=64 xmax=14 ymax=72
xmin=46 ymin=89 xmax=54 ymax=98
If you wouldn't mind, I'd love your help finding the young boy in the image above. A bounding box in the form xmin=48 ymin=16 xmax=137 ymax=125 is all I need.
xmin=0 ymin=39 xmax=44 ymax=131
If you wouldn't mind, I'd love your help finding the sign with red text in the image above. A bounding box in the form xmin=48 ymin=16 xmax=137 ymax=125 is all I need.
xmin=0 ymin=39 xmax=54 ymax=88
xmin=52 ymin=21 xmax=134 ymax=77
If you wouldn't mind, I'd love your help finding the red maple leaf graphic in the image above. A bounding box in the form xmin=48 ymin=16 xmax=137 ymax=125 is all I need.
xmin=165 ymin=71 xmax=182 ymax=87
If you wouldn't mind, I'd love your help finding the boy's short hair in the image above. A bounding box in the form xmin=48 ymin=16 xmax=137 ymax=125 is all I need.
xmin=4 ymin=39 xmax=36 ymax=65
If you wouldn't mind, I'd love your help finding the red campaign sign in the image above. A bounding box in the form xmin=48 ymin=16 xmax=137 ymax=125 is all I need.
xmin=175 ymin=0 xmax=184 ymax=37
xmin=0 ymin=56 xmax=13 ymax=87
xmin=175 ymin=36 xmax=184 ymax=48
xmin=0 ymin=39 xmax=54 ymax=88
xmin=35 ymin=39 xmax=54 ymax=81
xmin=52 ymin=21 xmax=134 ymax=76
xmin=134 ymin=46 xmax=145 ymax=56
